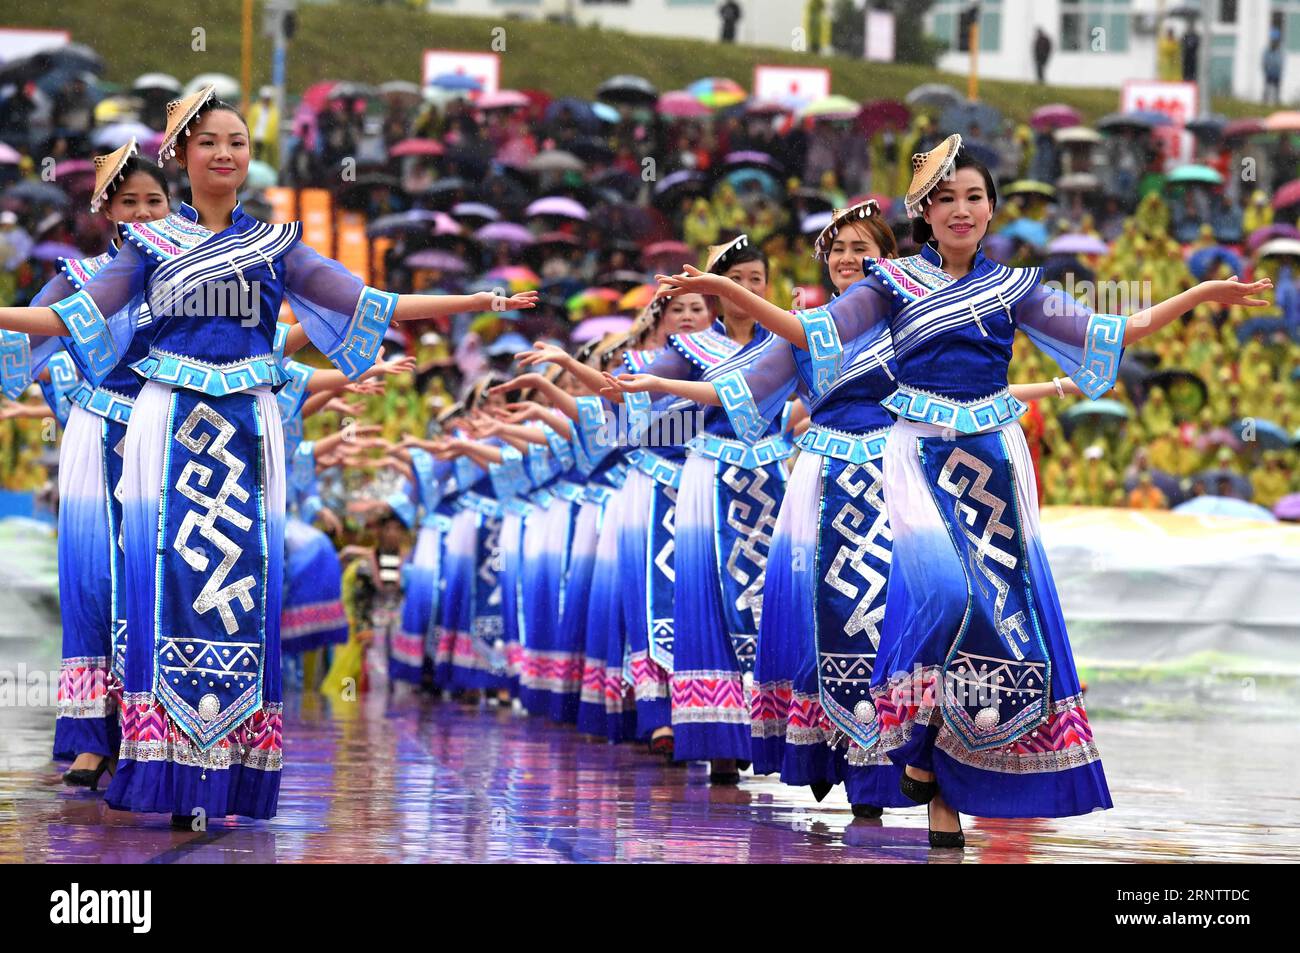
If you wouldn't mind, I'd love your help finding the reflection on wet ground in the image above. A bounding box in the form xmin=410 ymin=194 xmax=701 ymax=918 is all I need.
xmin=2 ymin=687 xmax=1297 ymax=864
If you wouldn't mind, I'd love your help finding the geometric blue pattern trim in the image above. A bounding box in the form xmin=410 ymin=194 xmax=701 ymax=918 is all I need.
xmin=272 ymin=321 xmax=291 ymax=366
xmin=130 ymin=348 xmax=288 ymax=397
xmin=0 ymin=329 xmax=32 ymax=400
xmin=711 ymin=369 xmax=765 ymax=444
xmin=456 ymin=490 xmax=504 ymax=519
xmin=796 ymin=306 xmax=841 ymax=397
xmin=632 ymin=449 xmax=683 ymax=488
xmin=795 ymin=423 xmax=890 ymax=464
xmin=1073 ymin=312 xmax=1126 ymax=400
xmin=326 ymin=286 xmax=398 ymax=379
xmin=685 ymin=432 xmax=794 ymax=470
xmin=552 ymin=480 xmax=586 ymax=502
xmin=880 ymin=384 xmax=1028 ymax=435
xmin=43 ymin=351 xmax=81 ymax=425
xmin=73 ymin=382 xmax=136 ymax=423
xmin=51 ymin=290 xmax=117 ymax=383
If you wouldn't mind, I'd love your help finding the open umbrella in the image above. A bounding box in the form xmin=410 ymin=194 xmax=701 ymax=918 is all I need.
xmin=619 ymin=285 xmax=658 ymax=312
xmin=939 ymin=101 xmax=1003 ymax=137
xmin=572 ymin=315 xmax=634 ymax=343
xmin=687 ymin=77 xmax=746 ymax=109
xmin=132 ymin=72 xmax=181 ymax=94
xmin=526 ymin=150 xmax=585 ymax=173
xmin=1003 ymin=179 xmax=1056 ymax=199
xmin=1057 ymin=172 xmax=1100 ymax=191
xmin=642 ymin=240 xmax=692 ymax=267
xmin=658 ymin=91 xmax=712 ymax=119
xmin=430 ymin=73 xmax=483 ymax=93
xmin=92 ymin=122 xmax=154 ymax=150
xmin=535 ymin=231 xmax=582 ymax=248
xmin=0 ymin=142 xmax=20 ymax=164
xmin=722 ymin=167 xmax=781 ymax=198
xmin=390 ymin=138 xmax=444 ymax=158
xmin=1166 ymin=164 xmax=1224 ymax=186
xmin=1173 ymin=496 xmax=1275 ymax=521
xmin=53 ymin=159 xmax=95 ymax=178
xmin=452 ymin=202 xmax=500 ymax=224
xmin=1186 ymin=245 xmax=1242 ymax=279
xmin=1233 ymin=315 xmax=1287 ymax=343
xmin=745 ymin=100 xmax=790 ymax=116
xmin=1193 ymin=470 xmax=1254 ymax=500
xmin=596 ymin=75 xmax=658 ymax=105
xmin=1265 ymin=111 xmax=1300 ymax=133
xmin=405 ymin=250 xmax=467 ymax=272
xmin=1247 ymin=223 xmax=1300 ymax=252
xmin=4 ymin=181 xmax=69 ymax=206
xmin=366 ymin=209 xmax=441 ymax=237
xmin=477 ymin=89 xmax=529 ymax=111
xmin=1272 ymin=493 xmax=1300 ymax=521
xmin=905 ymin=83 xmax=961 ymax=108
xmin=801 ymin=210 xmax=834 ymax=235
xmin=475 ymin=222 xmax=533 ymax=245
xmin=1061 ymin=398 xmax=1132 ymax=435
xmin=999 ymin=218 xmax=1049 ymax=247
xmin=1048 ymin=234 xmax=1109 ymax=256
xmin=379 ymin=80 xmax=422 ymax=98
xmin=185 ymin=73 xmax=239 ymax=101
xmin=801 ymin=95 xmax=860 ymax=120
xmin=566 ymin=287 xmax=621 ymax=318
xmin=1231 ymin=417 xmax=1294 ymax=451
xmin=1144 ymin=368 xmax=1208 ymax=411
xmin=1185 ymin=114 xmax=1228 ymax=140
xmin=1224 ymin=117 xmax=1267 ymax=140
xmin=1256 ymin=238 xmax=1300 ymax=260
xmin=1271 ymin=179 xmax=1300 ymax=210
xmin=486 ymin=332 xmax=532 ymax=357
xmin=1097 ymin=111 xmax=1169 ymax=132
xmin=651 ymin=169 xmax=709 ymax=209
xmin=1053 ymin=126 xmax=1103 ymax=144
xmin=244 ymin=159 xmax=278 ymax=192
xmin=720 ymin=150 xmax=784 ymax=174
xmin=485 ymin=265 xmax=541 ymax=293
xmin=858 ymin=99 xmax=910 ymax=135
xmin=1030 ymin=104 xmax=1082 ymax=131
xmin=526 ymin=196 xmax=588 ymax=220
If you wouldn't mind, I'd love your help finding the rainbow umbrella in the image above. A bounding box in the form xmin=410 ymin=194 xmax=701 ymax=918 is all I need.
xmin=687 ymin=77 xmax=746 ymax=109
xmin=801 ymin=95 xmax=861 ymax=121
xmin=484 ymin=266 xmax=540 ymax=292
xmin=619 ymin=284 xmax=658 ymax=311
xmin=658 ymin=91 xmax=712 ymax=118
xmin=566 ymin=287 xmax=621 ymax=319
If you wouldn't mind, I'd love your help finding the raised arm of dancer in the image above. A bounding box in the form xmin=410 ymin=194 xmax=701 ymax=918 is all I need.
xmin=452 ymin=437 xmax=505 ymax=467
xmin=514 ymin=342 xmax=609 ymax=397
xmin=482 ymin=415 xmax=551 ymax=447
xmin=1121 ymin=277 xmax=1270 ymax=345
xmin=391 ymin=289 xmax=539 ymax=322
xmin=656 ymin=266 xmax=810 ymax=347
xmin=602 ymin=372 xmax=720 ymax=406
xmin=500 ymin=401 xmax=574 ymax=439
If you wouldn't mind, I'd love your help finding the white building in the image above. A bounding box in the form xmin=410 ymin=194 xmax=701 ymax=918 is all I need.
xmin=930 ymin=0 xmax=1294 ymax=105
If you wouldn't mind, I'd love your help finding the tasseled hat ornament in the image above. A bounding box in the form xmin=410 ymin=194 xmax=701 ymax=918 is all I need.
xmin=904 ymin=133 xmax=963 ymax=219
xmin=158 ymin=83 xmax=218 ymax=163
xmin=89 ymin=138 xmax=138 ymax=213
xmin=812 ymin=199 xmax=882 ymax=261
xmin=705 ymin=233 xmax=750 ymax=274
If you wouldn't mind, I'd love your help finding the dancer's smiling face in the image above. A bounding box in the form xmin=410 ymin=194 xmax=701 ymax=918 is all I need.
xmin=826 ymin=222 xmax=881 ymax=293
xmin=662 ymin=293 xmax=711 ymax=335
xmin=922 ymin=167 xmax=993 ymax=257
xmin=105 ymin=170 xmax=169 ymax=225
xmin=178 ymin=109 xmax=250 ymax=195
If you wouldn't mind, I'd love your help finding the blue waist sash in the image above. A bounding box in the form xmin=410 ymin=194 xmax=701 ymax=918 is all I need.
xmin=881 ymin=384 xmax=1026 ymax=436
xmin=583 ymin=484 xmax=615 ymax=506
xmin=686 ymin=432 xmax=794 ymax=470
xmin=457 ymin=491 xmax=503 ymax=519
xmin=132 ymin=348 xmax=287 ymax=398
xmin=796 ymin=423 xmax=890 ymax=465
xmin=552 ymin=480 xmax=586 ymax=502
xmin=68 ymin=380 xmax=136 ymax=423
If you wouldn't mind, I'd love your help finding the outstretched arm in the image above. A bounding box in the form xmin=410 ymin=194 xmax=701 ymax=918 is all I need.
xmin=601 ymin=372 xmax=721 ymax=406
xmin=1009 ymin=378 xmax=1082 ymax=401
xmin=489 ymin=372 xmax=579 ymax=422
xmin=1124 ymin=277 xmax=1271 ymax=345
xmin=656 ymin=266 xmax=809 ymax=347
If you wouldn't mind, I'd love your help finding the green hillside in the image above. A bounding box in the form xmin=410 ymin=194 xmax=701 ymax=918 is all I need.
xmin=0 ymin=0 xmax=1265 ymax=122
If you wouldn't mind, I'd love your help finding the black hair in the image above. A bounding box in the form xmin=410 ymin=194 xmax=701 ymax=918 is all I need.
xmin=722 ymin=242 xmax=769 ymax=277
xmin=911 ymin=152 xmax=999 ymax=246
xmin=104 ymin=156 xmax=169 ymax=207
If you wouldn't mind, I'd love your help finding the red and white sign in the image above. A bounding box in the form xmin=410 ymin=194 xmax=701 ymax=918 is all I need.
xmin=1122 ymin=80 xmax=1198 ymax=171
xmin=421 ymin=50 xmax=500 ymax=97
xmin=753 ymin=65 xmax=830 ymax=109
xmin=0 ymin=27 xmax=69 ymax=62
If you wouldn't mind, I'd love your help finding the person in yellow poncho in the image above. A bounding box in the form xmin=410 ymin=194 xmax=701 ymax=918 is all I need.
xmin=683 ymin=197 xmax=720 ymax=257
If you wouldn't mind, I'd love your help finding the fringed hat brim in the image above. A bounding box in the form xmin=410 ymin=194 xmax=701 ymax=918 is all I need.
xmin=89 ymin=138 xmax=138 ymax=213
xmin=159 ymin=84 xmax=217 ymax=163
xmin=812 ymin=199 xmax=882 ymax=260
xmin=905 ymin=133 xmax=963 ymax=219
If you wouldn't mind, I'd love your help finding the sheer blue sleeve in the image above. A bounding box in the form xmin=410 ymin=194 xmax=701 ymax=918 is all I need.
xmin=824 ymin=275 xmax=892 ymax=344
xmin=281 ymin=244 xmax=398 ymax=380
xmin=573 ymin=395 xmax=616 ymax=464
xmin=1 ymin=273 xmax=74 ymax=397
xmin=275 ymin=357 xmax=315 ymax=423
xmin=707 ymin=335 xmax=800 ymax=443
xmin=1013 ymin=284 xmax=1127 ymax=399
xmin=44 ymin=245 xmax=148 ymax=388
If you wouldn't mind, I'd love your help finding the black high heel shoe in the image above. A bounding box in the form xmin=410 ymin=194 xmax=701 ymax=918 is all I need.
xmin=851 ymin=803 xmax=884 ymax=819
xmin=927 ymin=802 xmax=965 ymax=849
xmin=62 ymin=757 xmax=115 ymax=792
xmin=898 ymin=771 xmax=937 ymax=804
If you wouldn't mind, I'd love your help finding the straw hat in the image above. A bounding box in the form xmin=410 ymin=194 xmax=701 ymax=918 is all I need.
xmin=705 ymin=233 xmax=750 ymax=274
xmin=158 ymin=83 xmax=217 ymax=163
xmin=812 ymin=199 xmax=882 ymax=261
xmin=89 ymin=138 xmax=138 ymax=213
xmin=904 ymin=133 xmax=963 ymax=219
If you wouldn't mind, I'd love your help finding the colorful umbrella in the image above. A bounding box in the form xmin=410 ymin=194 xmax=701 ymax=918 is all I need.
xmin=566 ymin=287 xmax=621 ymax=319
xmin=1048 ymin=234 xmax=1109 ymax=256
xmin=525 ymin=150 xmax=585 ymax=173
xmin=1003 ymin=179 xmax=1056 ymax=198
xmin=801 ymin=210 xmax=833 ymax=235
xmin=526 ymin=196 xmax=588 ymax=220
xmin=486 ymin=332 xmax=531 ymax=356
xmin=1030 ymin=104 xmax=1082 ymax=131
xmin=801 ymin=95 xmax=860 ymax=120
xmin=858 ymin=99 xmax=911 ymax=135
xmin=484 ymin=266 xmax=541 ymax=293
xmin=1224 ymin=117 xmax=1267 ymax=140
xmin=1173 ymin=496 xmax=1275 ymax=522
xmin=618 ymin=285 xmax=658 ymax=311
xmin=1247 ymin=224 xmax=1300 ymax=251
xmin=687 ymin=77 xmax=746 ymax=109
xmin=405 ymin=250 xmax=467 ymax=272
xmin=1256 ymin=238 xmax=1300 ymax=259
xmin=720 ymin=150 xmax=785 ymax=173
xmin=1265 ymin=111 xmax=1300 ymax=132
xmin=572 ymin=315 xmax=634 ymax=343
xmin=53 ymin=159 xmax=95 ymax=178
xmin=476 ymin=89 xmax=529 ymax=111
xmin=999 ymin=218 xmax=1049 ymax=247
xmin=430 ymin=73 xmax=483 ymax=92
xmin=452 ymin=202 xmax=500 ymax=223
xmin=1166 ymin=164 xmax=1224 ymax=186
xmin=474 ymin=222 xmax=534 ymax=245
xmin=0 ymin=142 xmax=19 ymax=164
xmin=1272 ymin=179 xmax=1300 ymax=210
xmin=244 ymin=160 xmax=278 ymax=192
xmin=658 ymin=91 xmax=712 ymax=119
xmin=651 ymin=169 xmax=709 ymax=208
xmin=1272 ymin=493 xmax=1300 ymax=521
xmin=390 ymin=138 xmax=444 ymax=158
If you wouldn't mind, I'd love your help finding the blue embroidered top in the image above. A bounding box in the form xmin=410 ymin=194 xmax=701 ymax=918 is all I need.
xmin=817 ymin=243 xmax=1127 ymax=434
xmin=44 ymin=202 xmax=398 ymax=398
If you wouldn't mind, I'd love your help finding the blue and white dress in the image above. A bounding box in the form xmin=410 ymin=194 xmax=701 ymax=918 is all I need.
xmin=825 ymin=242 xmax=1121 ymax=818
xmin=42 ymin=201 xmax=398 ymax=819
xmin=710 ymin=307 xmax=909 ymax=806
xmin=392 ymin=448 xmax=452 ymax=685
xmin=3 ymin=249 xmax=134 ymax=764
xmin=640 ymin=323 xmax=793 ymax=762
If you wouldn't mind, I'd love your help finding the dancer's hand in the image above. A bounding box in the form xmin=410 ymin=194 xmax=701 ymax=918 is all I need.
xmin=655 ymin=265 xmax=728 ymax=298
xmin=515 ymin=341 xmax=569 ymax=369
xmin=326 ymin=397 xmax=365 ymax=416
xmin=489 ymin=372 xmax=544 ymax=395
xmin=373 ymin=347 xmax=417 ymax=378
xmin=602 ymin=371 xmax=660 ymax=395
xmin=345 ymin=379 xmax=386 ymax=396
xmin=501 ymin=401 xmax=544 ymax=423
xmin=477 ymin=289 xmax=539 ymax=312
xmin=1197 ymin=275 xmax=1273 ymax=308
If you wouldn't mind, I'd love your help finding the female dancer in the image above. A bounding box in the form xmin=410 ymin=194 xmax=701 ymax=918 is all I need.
xmin=0 ymin=142 xmax=170 ymax=789
xmin=653 ymin=134 xmax=1271 ymax=842
xmin=0 ymin=87 xmax=536 ymax=823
